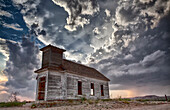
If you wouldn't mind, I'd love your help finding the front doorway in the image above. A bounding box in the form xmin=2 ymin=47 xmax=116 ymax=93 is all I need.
xmin=38 ymin=77 xmax=46 ymax=100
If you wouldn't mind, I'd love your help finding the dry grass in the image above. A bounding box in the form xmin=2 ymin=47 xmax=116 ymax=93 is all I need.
xmin=0 ymin=102 xmax=26 ymax=107
xmin=30 ymin=98 xmax=168 ymax=109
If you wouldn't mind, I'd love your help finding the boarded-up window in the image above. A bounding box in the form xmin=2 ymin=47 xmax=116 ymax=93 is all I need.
xmin=91 ymin=83 xmax=94 ymax=96
xmin=38 ymin=77 xmax=46 ymax=100
xmin=78 ymin=81 xmax=82 ymax=95
xmin=101 ymin=85 xmax=104 ymax=96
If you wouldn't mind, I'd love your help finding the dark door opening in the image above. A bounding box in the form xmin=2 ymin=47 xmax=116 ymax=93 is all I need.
xmin=101 ymin=85 xmax=104 ymax=96
xmin=38 ymin=77 xmax=46 ymax=100
xmin=78 ymin=81 xmax=82 ymax=95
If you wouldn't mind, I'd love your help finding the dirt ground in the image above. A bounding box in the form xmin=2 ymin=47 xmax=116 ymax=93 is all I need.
xmin=1 ymin=103 xmax=170 ymax=110
xmin=116 ymin=104 xmax=170 ymax=110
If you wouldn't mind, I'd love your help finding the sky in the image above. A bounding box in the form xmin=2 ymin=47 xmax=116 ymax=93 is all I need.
xmin=0 ymin=0 xmax=170 ymax=102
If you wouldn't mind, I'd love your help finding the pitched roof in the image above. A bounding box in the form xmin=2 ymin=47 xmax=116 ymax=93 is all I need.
xmin=35 ymin=59 xmax=110 ymax=81
xmin=40 ymin=44 xmax=66 ymax=52
xmin=62 ymin=59 xmax=110 ymax=81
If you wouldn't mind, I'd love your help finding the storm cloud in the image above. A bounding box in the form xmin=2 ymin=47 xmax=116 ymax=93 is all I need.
xmin=90 ymin=8 xmax=170 ymax=95
xmin=52 ymin=0 xmax=99 ymax=31
xmin=4 ymin=37 xmax=40 ymax=99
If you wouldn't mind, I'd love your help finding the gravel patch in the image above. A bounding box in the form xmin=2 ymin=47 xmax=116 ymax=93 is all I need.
xmin=0 ymin=101 xmax=170 ymax=110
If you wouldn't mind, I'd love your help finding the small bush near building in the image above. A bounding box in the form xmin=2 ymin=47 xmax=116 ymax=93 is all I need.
xmin=31 ymin=103 xmax=37 ymax=108
xmin=101 ymin=99 xmax=113 ymax=102
xmin=81 ymin=97 xmax=87 ymax=102
xmin=87 ymin=100 xmax=94 ymax=104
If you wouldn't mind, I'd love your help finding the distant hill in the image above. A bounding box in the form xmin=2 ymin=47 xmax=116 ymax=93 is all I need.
xmin=131 ymin=95 xmax=170 ymax=101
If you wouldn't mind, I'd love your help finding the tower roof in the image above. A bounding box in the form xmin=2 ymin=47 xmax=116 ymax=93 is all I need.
xmin=40 ymin=44 xmax=66 ymax=52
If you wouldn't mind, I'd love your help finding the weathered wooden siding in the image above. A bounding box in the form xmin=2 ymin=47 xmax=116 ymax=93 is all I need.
xmin=50 ymin=49 xmax=63 ymax=66
xmin=66 ymin=72 xmax=109 ymax=99
xmin=47 ymin=74 xmax=61 ymax=100
xmin=42 ymin=48 xmax=63 ymax=68
xmin=67 ymin=76 xmax=75 ymax=97
xmin=36 ymin=70 xmax=109 ymax=101
xmin=46 ymin=71 xmax=62 ymax=100
xmin=46 ymin=70 xmax=68 ymax=100
xmin=42 ymin=50 xmax=50 ymax=68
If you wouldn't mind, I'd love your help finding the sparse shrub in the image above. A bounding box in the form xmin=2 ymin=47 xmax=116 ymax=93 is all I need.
xmin=87 ymin=99 xmax=94 ymax=104
xmin=160 ymin=99 xmax=166 ymax=101
xmin=102 ymin=99 xmax=112 ymax=102
xmin=31 ymin=102 xmax=58 ymax=108
xmin=0 ymin=102 xmax=26 ymax=107
xmin=68 ymin=99 xmax=74 ymax=103
xmin=81 ymin=97 xmax=87 ymax=102
xmin=123 ymin=98 xmax=131 ymax=101
xmin=95 ymin=99 xmax=100 ymax=104
xmin=31 ymin=104 xmax=37 ymax=108
xmin=112 ymin=98 xmax=119 ymax=102
xmin=123 ymin=101 xmax=130 ymax=104
xmin=49 ymin=102 xmax=57 ymax=107
xmin=8 ymin=92 xmax=20 ymax=102
xmin=136 ymin=99 xmax=150 ymax=102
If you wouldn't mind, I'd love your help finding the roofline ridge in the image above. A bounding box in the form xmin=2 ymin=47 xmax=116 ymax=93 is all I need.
xmin=63 ymin=59 xmax=110 ymax=81
xmin=63 ymin=59 xmax=94 ymax=69
xmin=40 ymin=44 xmax=66 ymax=51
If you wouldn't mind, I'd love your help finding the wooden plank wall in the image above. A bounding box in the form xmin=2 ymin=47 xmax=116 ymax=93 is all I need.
xmin=45 ymin=71 xmax=109 ymax=100
xmin=47 ymin=74 xmax=62 ymax=100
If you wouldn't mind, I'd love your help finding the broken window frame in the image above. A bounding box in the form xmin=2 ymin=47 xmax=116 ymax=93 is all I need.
xmin=90 ymin=83 xmax=95 ymax=96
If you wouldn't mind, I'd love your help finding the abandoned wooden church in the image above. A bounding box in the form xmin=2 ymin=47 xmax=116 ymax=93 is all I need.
xmin=35 ymin=45 xmax=110 ymax=101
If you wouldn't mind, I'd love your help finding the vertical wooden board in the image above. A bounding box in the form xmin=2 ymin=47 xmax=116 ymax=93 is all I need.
xmin=47 ymin=74 xmax=62 ymax=100
xmin=42 ymin=50 xmax=50 ymax=68
xmin=50 ymin=51 xmax=62 ymax=66
xmin=67 ymin=76 xmax=76 ymax=97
